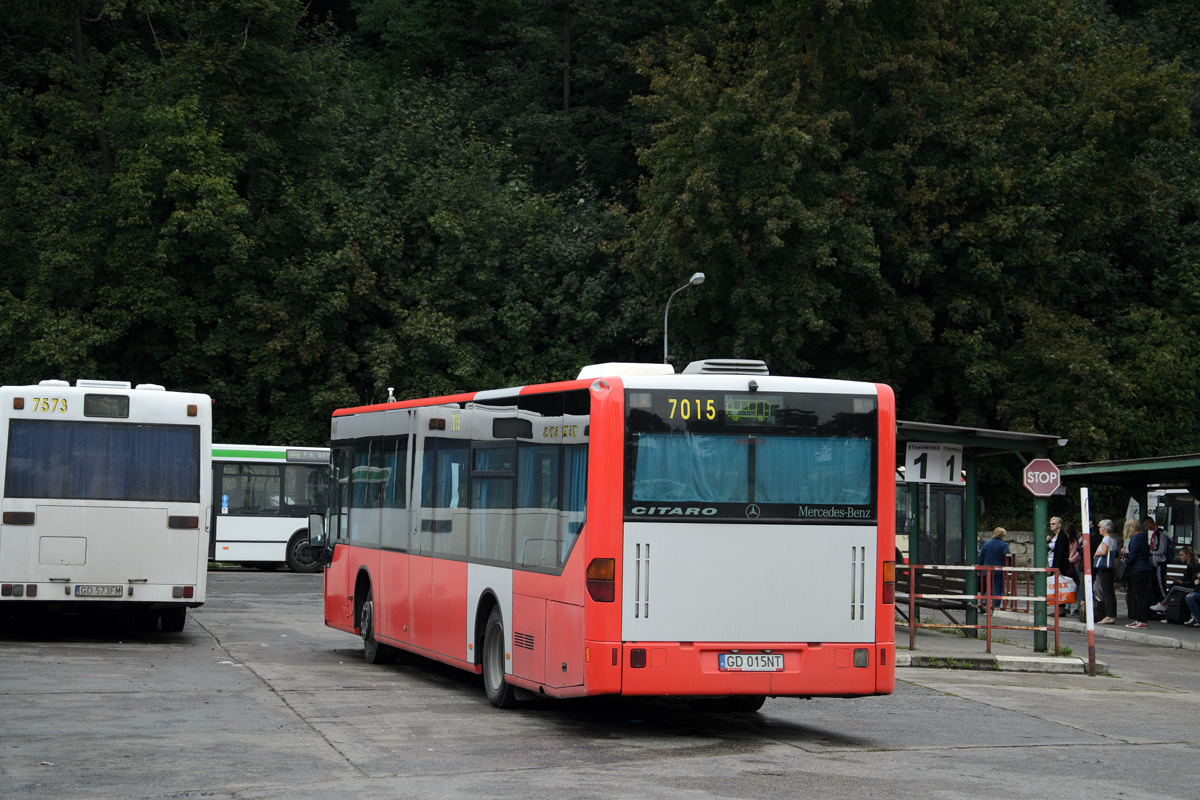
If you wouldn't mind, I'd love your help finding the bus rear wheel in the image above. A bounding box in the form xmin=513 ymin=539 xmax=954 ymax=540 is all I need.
xmin=360 ymin=593 xmax=395 ymax=665
xmin=482 ymin=607 xmax=516 ymax=708
xmin=160 ymin=607 xmax=186 ymax=633
xmin=285 ymin=532 xmax=321 ymax=573
xmin=688 ymin=695 xmax=766 ymax=713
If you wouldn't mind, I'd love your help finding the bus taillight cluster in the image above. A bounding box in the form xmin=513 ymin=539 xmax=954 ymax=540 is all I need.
xmin=586 ymin=559 xmax=615 ymax=602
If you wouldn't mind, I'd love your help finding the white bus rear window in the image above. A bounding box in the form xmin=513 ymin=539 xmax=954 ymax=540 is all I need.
xmin=5 ymin=420 xmax=199 ymax=502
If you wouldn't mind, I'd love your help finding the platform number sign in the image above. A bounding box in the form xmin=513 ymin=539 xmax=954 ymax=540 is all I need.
xmin=904 ymin=443 xmax=964 ymax=484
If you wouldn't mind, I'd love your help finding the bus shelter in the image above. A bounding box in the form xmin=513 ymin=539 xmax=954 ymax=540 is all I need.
xmin=897 ymin=421 xmax=1064 ymax=650
xmin=1060 ymin=454 xmax=1200 ymax=550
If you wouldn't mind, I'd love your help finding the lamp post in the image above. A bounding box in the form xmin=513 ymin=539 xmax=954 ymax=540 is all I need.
xmin=663 ymin=272 xmax=705 ymax=364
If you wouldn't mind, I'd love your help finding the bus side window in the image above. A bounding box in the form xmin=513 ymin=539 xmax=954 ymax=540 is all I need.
xmin=331 ymin=448 xmax=352 ymax=541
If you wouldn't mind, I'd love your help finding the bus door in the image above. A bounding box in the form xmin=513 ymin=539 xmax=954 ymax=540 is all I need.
xmin=914 ymin=484 xmax=965 ymax=565
xmin=324 ymin=446 xmax=354 ymax=628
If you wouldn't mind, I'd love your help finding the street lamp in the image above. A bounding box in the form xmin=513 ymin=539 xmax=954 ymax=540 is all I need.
xmin=663 ymin=272 xmax=705 ymax=364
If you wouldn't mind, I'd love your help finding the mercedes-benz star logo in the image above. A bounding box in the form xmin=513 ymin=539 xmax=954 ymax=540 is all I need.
xmin=745 ymin=504 xmax=761 ymax=519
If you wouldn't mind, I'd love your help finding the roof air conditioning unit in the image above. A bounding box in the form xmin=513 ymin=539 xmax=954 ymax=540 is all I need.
xmin=682 ymin=359 xmax=770 ymax=375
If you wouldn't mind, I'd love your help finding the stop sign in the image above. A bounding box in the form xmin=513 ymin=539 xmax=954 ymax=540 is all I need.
xmin=1023 ymin=458 xmax=1061 ymax=497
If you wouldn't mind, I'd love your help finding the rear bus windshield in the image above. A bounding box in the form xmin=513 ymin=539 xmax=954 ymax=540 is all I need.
xmin=624 ymin=390 xmax=877 ymax=523
xmin=5 ymin=419 xmax=200 ymax=503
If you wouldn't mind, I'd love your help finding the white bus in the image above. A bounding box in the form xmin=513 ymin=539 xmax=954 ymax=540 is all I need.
xmin=0 ymin=379 xmax=212 ymax=631
xmin=211 ymin=445 xmax=329 ymax=572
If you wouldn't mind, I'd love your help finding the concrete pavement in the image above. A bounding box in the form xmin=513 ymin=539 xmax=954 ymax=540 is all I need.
xmin=895 ymin=596 xmax=1200 ymax=672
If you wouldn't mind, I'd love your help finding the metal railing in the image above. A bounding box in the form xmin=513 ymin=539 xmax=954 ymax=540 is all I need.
xmin=897 ymin=564 xmax=1063 ymax=654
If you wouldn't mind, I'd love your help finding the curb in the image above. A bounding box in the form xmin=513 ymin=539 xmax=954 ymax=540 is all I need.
xmin=994 ymin=610 xmax=1200 ymax=652
xmin=896 ymin=650 xmax=1099 ymax=674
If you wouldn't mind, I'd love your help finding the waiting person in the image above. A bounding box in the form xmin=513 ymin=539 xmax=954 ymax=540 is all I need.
xmin=1120 ymin=519 xmax=1140 ymax=621
xmin=1181 ymin=547 xmax=1200 ymax=626
xmin=1146 ymin=518 xmax=1174 ymax=613
xmin=1178 ymin=546 xmax=1199 ymax=586
xmin=1171 ymin=546 xmax=1199 ymax=626
xmin=978 ymin=527 xmax=1010 ymax=608
xmin=1049 ymin=519 xmax=1070 ymax=614
xmin=1065 ymin=524 xmax=1082 ymax=615
xmin=1123 ymin=520 xmax=1153 ymax=629
xmin=1092 ymin=519 xmax=1119 ymax=624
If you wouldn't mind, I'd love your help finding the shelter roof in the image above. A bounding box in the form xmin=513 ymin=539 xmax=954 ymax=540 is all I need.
xmin=897 ymin=420 xmax=1062 ymax=457
xmin=1060 ymin=453 xmax=1200 ymax=490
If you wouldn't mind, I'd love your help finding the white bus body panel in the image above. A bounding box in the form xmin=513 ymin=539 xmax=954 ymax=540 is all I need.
xmin=621 ymin=522 xmax=877 ymax=643
xmin=619 ymin=374 xmax=882 ymax=644
xmin=466 ymin=562 xmax=513 ymax=669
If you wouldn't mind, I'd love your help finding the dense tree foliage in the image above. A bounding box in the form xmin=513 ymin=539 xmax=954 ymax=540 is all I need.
xmin=3 ymin=0 xmax=1199 ymax=518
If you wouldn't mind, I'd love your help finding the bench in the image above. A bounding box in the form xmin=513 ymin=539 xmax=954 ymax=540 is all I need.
xmin=895 ymin=568 xmax=971 ymax=624
xmin=1165 ymin=562 xmax=1192 ymax=591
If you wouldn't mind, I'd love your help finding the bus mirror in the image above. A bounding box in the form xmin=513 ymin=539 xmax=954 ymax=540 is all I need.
xmin=308 ymin=513 xmax=327 ymax=549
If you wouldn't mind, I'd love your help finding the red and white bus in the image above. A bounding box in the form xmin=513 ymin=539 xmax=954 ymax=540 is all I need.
xmin=309 ymin=360 xmax=896 ymax=708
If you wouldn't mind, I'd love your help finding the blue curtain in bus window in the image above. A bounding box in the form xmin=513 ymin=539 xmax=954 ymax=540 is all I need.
xmin=754 ymin=437 xmax=872 ymax=505
xmin=350 ymin=444 xmax=379 ymax=509
xmin=381 ymin=439 xmax=407 ymax=509
xmin=422 ymin=442 xmax=469 ymax=508
xmin=518 ymin=446 xmax=559 ymax=509
xmin=514 ymin=445 xmax=560 ymax=568
xmin=632 ymin=433 xmax=748 ymax=503
xmin=5 ymin=420 xmax=198 ymax=502
xmin=470 ymin=447 xmax=513 ymax=563
xmin=560 ymin=443 xmax=589 ymax=561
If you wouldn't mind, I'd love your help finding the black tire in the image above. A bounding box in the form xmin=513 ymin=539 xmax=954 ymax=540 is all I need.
xmin=688 ymin=695 xmax=766 ymax=713
xmin=725 ymin=695 xmax=766 ymax=712
xmin=360 ymin=593 xmax=395 ymax=665
xmin=160 ymin=607 xmax=186 ymax=633
xmin=285 ymin=531 xmax=321 ymax=573
xmin=482 ymin=607 xmax=516 ymax=708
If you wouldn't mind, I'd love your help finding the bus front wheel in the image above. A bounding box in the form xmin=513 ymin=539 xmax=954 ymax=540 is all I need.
xmin=360 ymin=593 xmax=395 ymax=665
xmin=482 ymin=607 xmax=516 ymax=708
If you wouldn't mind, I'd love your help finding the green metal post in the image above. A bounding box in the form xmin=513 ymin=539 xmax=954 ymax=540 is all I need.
xmin=1033 ymin=496 xmax=1048 ymax=652
xmin=908 ymin=483 xmax=920 ymax=564
xmin=964 ymin=450 xmax=979 ymax=637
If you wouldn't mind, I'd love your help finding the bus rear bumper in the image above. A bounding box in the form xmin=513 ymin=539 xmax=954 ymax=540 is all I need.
xmin=616 ymin=641 xmax=895 ymax=697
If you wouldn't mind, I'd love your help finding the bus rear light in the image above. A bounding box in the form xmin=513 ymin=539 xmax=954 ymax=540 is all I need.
xmin=13 ymin=397 xmax=24 ymax=410
xmin=882 ymin=561 xmax=895 ymax=604
xmin=168 ymin=516 xmax=199 ymax=529
xmin=25 ymin=584 xmax=36 ymax=597
xmin=630 ymin=648 xmax=647 ymax=668
xmin=172 ymin=586 xmax=195 ymax=599
xmin=3 ymin=511 xmax=34 ymax=525
xmin=854 ymin=648 xmax=869 ymax=667
xmin=586 ymin=558 xmax=615 ymax=602
xmin=184 ymin=586 xmax=194 ymax=598
xmin=1 ymin=585 xmax=10 ymax=597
